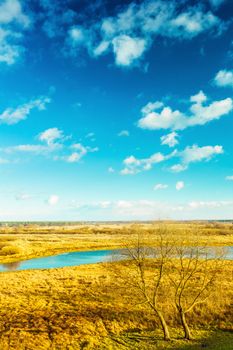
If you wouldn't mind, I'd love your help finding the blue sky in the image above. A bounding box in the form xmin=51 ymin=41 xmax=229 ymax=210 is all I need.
xmin=0 ymin=0 xmax=233 ymax=221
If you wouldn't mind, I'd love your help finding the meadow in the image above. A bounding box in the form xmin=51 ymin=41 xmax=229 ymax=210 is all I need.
xmin=0 ymin=222 xmax=232 ymax=349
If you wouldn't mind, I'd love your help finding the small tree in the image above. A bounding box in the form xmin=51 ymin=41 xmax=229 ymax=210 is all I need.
xmin=112 ymin=227 xmax=172 ymax=341
xmin=168 ymin=243 xmax=224 ymax=340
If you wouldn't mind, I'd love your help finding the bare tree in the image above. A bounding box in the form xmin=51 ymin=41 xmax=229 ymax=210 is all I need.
xmin=112 ymin=227 xmax=172 ymax=341
xmin=108 ymin=225 xmax=226 ymax=341
xmin=168 ymin=243 xmax=224 ymax=340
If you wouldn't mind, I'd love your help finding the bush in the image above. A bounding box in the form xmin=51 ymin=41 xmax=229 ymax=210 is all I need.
xmin=0 ymin=245 xmax=22 ymax=256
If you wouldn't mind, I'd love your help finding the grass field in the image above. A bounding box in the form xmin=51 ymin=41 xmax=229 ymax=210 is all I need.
xmin=0 ymin=221 xmax=232 ymax=263
xmin=0 ymin=222 xmax=232 ymax=349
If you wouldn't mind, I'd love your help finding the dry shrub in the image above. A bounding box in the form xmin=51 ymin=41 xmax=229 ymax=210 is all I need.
xmin=0 ymin=245 xmax=22 ymax=255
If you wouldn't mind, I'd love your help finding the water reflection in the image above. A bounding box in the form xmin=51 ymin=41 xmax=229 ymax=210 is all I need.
xmin=0 ymin=246 xmax=232 ymax=272
xmin=2 ymin=261 xmax=21 ymax=271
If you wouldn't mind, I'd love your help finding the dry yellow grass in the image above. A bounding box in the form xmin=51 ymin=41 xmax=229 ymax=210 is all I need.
xmin=0 ymin=259 xmax=232 ymax=349
xmin=0 ymin=222 xmax=232 ymax=349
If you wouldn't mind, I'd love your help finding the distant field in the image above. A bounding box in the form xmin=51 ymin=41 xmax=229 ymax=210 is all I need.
xmin=0 ymin=222 xmax=232 ymax=349
xmin=0 ymin=221 xmax=232 ymax=263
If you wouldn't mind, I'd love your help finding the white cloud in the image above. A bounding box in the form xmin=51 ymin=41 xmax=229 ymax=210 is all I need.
xmin=112 ymin=35 xmax=146 ymax=66
xmin=180 ymin=144 xmax=223 ymax=164
xmin=121 ymin=144 xmax=223 ymax=175
xmin=189 ymin=200 xmax=232 ymax=209
xmin=141 ymin=101 xmax=164 ymax=114
xmin=138 ymin=91 xmax=233 ymax=131
xmin=154 ymin=183 xmax=168 ymax=190
xmin=226 ymin=175 xmax=233 ymax=181
xmin=5 ymin=144 xmax=53 ymax=154
xmin=176 ymin=181 xmax=184 ymax=191
xmin=38 ymin=127 xmax=64 ymax=146
xmin=118 ymin=130 xmax=129 ymax=137
xmin=170 ymin=145 xmax=223 ymax=172
xmin=0 ymin=31 xmax=21 ymax=65
xmin=170 ymin=164 xmax=188 ymax=173
xmin=0 ymin=97 xmax=51 ymax=125
xmin=67 ymin=0 xmax=224 ymax=67
xmin=121 ymin=151 xmax=174 ymax=175
xmin=0 ymin=0 xmax=30 ymax=65
xmin=112 ymin=199 xmax=185 ymax=218
xmin=214 ymin=69 xmax=233 ymax=88
xmin=69 ymin=26 xmax=85 ymax=44
xmin=1 ymin=129 xmax=98 ymax=164
xmin=190 ymin=90 xmax=207 ymax=104
xmin=0 ymin=0 xmax=29 ymax=26
xmin=160 ymin=132 xmax=179 ymax=147
xmin=47 ymin=195 xmax=59 ymax=206
xmin=65 ymin=152 xmax=82 ymax=163
xmin=168 ymin=10 xmax=220 ymax=38
xmin=93 ymin=41 xmax=110 ymax=56
xmin=67 ymin=198 xmax=233 ymax=220
xmin=4 ymin=128 xmax=65 ymax=155
xmin=138 ymin=105 xmax=184 ymax=130
xmin=64 ymin=143 xmax=98 ymax=163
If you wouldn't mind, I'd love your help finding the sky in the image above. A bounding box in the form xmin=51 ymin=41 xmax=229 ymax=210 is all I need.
xmin=0 ymin=0 xmax=233 ymax=221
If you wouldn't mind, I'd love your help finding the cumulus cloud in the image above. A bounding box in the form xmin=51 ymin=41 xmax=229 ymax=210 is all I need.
xmin=141 ymin=101 xmax=164 ymax=114
xmin=66 ymin=0 xmax=224 ymax=67
xmin=38 ymin=127 xmax=65 ymax=146
xmin=138 ymin=91 xmax=232 ymax=131
xmin=214 ymin=69 xmax=233 ymax=88
xmin=63 ymin=143 xmax=98 ymax=163
xmin=1 ymin=128 xmax=98 ymax=164
xmin=226 ymin=175 xmax=233 ymax=180
xmin=120 ymin=151 xmax=175 ymax=175
xmin=0 ymin=96 xmax=51 ymax=125
xmin=170 ymin=144 xmax=223 ymax=172
xmin=0 ymin=0 xmax=227 ymax=68
xmin=112 ymin=35 xmax=146 ymax=66
xmin=121 ymin=144 xmax=223 ymax=175
xmin=0 ymin=0 xmax=29 ymax=26
xmin=180 ymin=145 xmax=223 ymax=163
xmin=160 ymin=132 xmax=179 ymax=147
xmin=176 ymin=181 xmax=184 ymax=191
xmin=0 ymin=0 xmax=30 ymax=65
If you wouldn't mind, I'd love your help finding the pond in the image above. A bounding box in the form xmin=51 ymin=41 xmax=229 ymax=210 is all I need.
xmin=0 ymin=246 xmax=232 ymax=272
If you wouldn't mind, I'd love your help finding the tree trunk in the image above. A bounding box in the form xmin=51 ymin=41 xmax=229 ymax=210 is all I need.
xmin=156 ymin=310 xmax=171 ymax=340
xmin=180 ymin=311 xmax=192 ymax=340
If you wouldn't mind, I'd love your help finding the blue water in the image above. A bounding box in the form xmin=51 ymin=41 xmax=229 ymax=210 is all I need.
xmin=0 ymin=246 xmax=232 ymax=272
xmin=0 ymin=249 xmax=115 ymax=272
